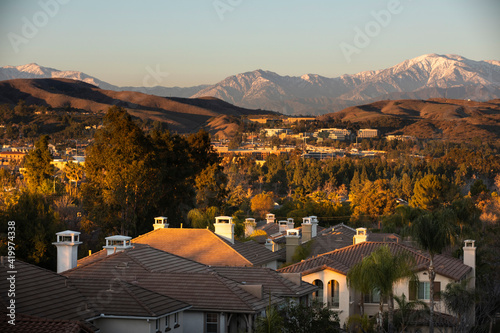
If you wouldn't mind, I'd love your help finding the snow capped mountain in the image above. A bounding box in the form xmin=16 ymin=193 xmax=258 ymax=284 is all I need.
xmin=192 ymin=54 xmax=500 ymax=115
xmin=0 ymin=63 xmax=117 ymax=90
xmin=2 ymin=54 xmax=499 ymax=115
xmin=0 ymin=63 xmax=207 ymax=98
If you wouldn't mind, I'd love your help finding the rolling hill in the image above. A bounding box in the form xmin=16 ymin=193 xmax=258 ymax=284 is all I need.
xmin=0 ymin=78 xmax=274 ymax=136
xmin=319 ymin=98 xmax=500 ymax=143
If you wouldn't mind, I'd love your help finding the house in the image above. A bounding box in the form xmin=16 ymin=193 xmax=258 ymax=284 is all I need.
xmin=63 ymin=233 xmax=316 ymax=333
xmin=0 ymin=252 xmax=191 ymax=333
xmin=278 ymin=239 xmax=475 ymax=329
xmin=132 ymin=216 xmax=281 ymax=269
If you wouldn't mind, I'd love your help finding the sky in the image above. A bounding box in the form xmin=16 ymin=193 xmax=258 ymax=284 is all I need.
xmin=0 ymin=0 xmax=499 ymax=87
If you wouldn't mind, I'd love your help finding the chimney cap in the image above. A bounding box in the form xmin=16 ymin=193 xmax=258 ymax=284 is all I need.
xmin=215 ymin=216 xmax=233 ymax=224
xmin=154 ymin=216 xmax=168 ymax=222
xmin=286 ymin=229 xmax=300 ymax=237
xmin=464 ymin=240 xmax=476 ymax=247
xmin=56 ymin=230 xmax=81 ymax=236
xmin=105 ymin=235 xmax=132 ymax=241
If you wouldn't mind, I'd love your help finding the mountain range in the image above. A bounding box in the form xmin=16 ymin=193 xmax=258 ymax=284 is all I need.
xmin=1 ymin=54 xmax=499 ymax=116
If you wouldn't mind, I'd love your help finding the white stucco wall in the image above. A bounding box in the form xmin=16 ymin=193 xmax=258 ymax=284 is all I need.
xmin=260 ymin=260 xmax=278 ymax=270
xmin=94 ymin=317 xmax=153 ymax=333
xmin=302 ymin=269 xmax=462 ymax=326
xmin=184 ymin=311 xmax=205 ymax=333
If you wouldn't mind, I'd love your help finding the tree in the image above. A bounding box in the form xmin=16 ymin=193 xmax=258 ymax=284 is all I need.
xmin=0 ymin=192 xmax=61 ymax=269
xmin=279 ymin=299 xmax=340 ymax=333
xmin=194 ymin=163 xmax=228 ymax=209
xmin=83 ymin=106 xmax=153 ymax=235
xmin=23 ymin=135 xmax=54 ymax=193
xmin=392 ymin=293 xmax=428 ymax=333
xmin=251 ymin=192 xmax=275 ymax=219
xmin=64 ymin=162 xmax=84 ymax=197
xmin=348 ymin=245 xmax=416 ymax=333
xmin=351 ymin=179 xmax=397 ymax=227
xmin=411 ymin=174 xmax=456 ymax=211
xmin=410 ymin=208 xmax=456 ymax=333
xmin=441 ymin=279 xmax=475 ymax=333
xmin=255 ymin=303 xmax=284 ymax=333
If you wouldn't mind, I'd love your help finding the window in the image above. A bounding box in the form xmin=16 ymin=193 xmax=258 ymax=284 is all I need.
xmin=409 ymin=281 xmax=440 ymax=301
xmin=174 ymin=313 xmax=178 ymax=324
xmin=155 ymin=319 xmax=160 ymax=330
xmin=165 ymin=315 xmax=170 ymax=328
xmin=364 ymin=289 xmax=381 ymax=304
xmin=418 ymin=282 xmax=430 ymax=300
xmin=313 ymin=279 xmax=323 ymax=300
xmin=328 ymin=280 xmax=339 ymax=308
xmin=206 ymin=313 xmax=218 ymax=333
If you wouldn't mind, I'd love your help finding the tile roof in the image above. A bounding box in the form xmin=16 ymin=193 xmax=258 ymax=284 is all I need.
xmin=70 ymin=279 xmax=190 ymax=318
xmin=211 ymin=266 xmax=317 ymax=298
xmin=278 ymin=242 xmax=471 ymax=281
xmin=131 ymin=228 xmax=280 ymax=266
xmin=0 ymin=258 xmax=98 ymax=321
xmin=67 ymin=246 xmax=289 ymax=314
xmin=0 ymin=313 xmax=96 ymax=333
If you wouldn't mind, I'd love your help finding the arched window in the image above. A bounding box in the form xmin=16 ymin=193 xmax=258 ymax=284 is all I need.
xmin=313 ymin=279 xmax=323 ymax=300
xmin=328 ymin=280 xmax=339 ymax=308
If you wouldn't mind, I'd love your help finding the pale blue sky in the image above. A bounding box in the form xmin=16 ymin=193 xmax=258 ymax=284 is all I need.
xmin=0 ymin=0 xmax=499 ymax=87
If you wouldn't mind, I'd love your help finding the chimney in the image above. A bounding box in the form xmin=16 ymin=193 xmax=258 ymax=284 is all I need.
xmin=278 ymin=220 xmax=289 ymax=233
xmin=153 ymin=216 xmax=169 ymax=230
xmin=286 ymin=229 xmax=300 ymax=263
xmin=301 ymin=217 xmax=312 ymax=243
xmin=244 ymin=218 xmax=256 ymax=238
xmin=463 ymin=240 xmax=476 ymax=326
xmin=103 ymin=235 xmax=133 ymax=255
xmin=214 ymin=216 xmax=234 ymax=244
xmin=53 ymin=230 xmax=82 ymax=273
xmin=265 ymin=238 xmax=274 ymax=252
xmin=310 ymin=216 xmax=318 ymax=238
xmin=287 ymin=218 xmax=294 ymax=230
xmin=463 ymin=240 xmax=476 ymax=287
xmin=353 ymin=228 xmax=367 ymax=245
xmin=266 ymin=213 xmax=275 ymax=224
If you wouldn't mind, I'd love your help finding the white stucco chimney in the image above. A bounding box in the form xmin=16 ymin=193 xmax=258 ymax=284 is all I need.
xmin=463 ymin=240 xmax=476 ymax=287
xmin=244 ymin=218 xmax=256 ymax=238
xmin=353 ymin=228 xmax=367 ymax=245
xmin=103 ymin=235 xmax=133 ymax=255
xmin=266 ymin=213 xmax=275 ymax=224
xmin=287 ymin=218 xmax=294 ymax=230
xmin=278 ymin=220 xmax=289 ymax=233
xmin=285 ymin=229 xmax=300 ymax=263
xmin=53 ymin=230 xmax=82 ymax=273
xmin=214 ymin=216 xmax=234 ymax=244
xmin=153 ymin=216 xmax=169 ymax=230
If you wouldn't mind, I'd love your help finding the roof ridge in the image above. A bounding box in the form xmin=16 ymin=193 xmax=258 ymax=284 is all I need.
xmin=213 ymin=233 xmax=253 ymax=266
xmin=127 ymin=245 xmax=209 ymax=272
xmin=118 ymin=280 xmax=157 ymax=317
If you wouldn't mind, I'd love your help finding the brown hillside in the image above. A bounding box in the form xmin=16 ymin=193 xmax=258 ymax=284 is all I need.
xmin=320 ymin=99 xmax=500 ymax=143
xmin=0 ymin=78 xmax=275 ymax=133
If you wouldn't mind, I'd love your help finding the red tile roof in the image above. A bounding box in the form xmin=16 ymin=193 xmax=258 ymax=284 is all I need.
xmin=278 ymin=242 xmax=471 ymax=280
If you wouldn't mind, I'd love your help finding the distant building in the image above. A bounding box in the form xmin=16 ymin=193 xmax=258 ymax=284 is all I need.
xmin=357 ymin=128 xmax=378 ymax=138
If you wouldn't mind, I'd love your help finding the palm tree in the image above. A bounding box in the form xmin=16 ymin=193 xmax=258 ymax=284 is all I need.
xmin=410 ymin=208 xmax=455 ymax=333
xmin=393 ymin=293 xmax=429 ymax=332
xmin=348 ymin=245 xmax=416 ymax=333
xmin=347 ymin=257 xmax=373 ymax=316
xmin=441 ymin=279 xmax=475 ymax=333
